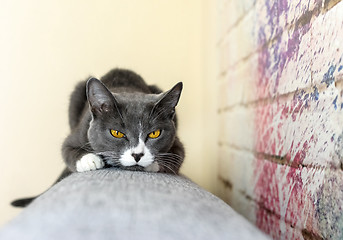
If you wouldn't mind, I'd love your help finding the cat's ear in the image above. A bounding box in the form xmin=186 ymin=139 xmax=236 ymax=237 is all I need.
xmin=86 ymin=78 xmax=121 ymax=117
xmin=151 ymin=82 xmax=183 ymax=119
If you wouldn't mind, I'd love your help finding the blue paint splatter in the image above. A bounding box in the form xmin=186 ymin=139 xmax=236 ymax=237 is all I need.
xmin=333 ymin=96 xmax=338 ymax=110
xmin=338 ymin=65 xmax=343 ymax=72
xmin=311 ymin=86 xmax=319 ymax=101
xmin=331 ymin=134 xmax=335 ymax=142
xmin=304 ymin=93 xmax=310 ymax=108
xmin=322 ymin=65 xmax=336 ymax=87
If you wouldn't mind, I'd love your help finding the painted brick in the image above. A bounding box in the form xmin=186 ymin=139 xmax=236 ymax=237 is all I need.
xmin=219 ymin=83 xmax=343 ymax=170
xmin=254 ymin=1 xmax=343 ymax=99
xmin=255 ymin=85 xmax=343 ymax=168
xmin=219 ymin=150 xmax=343 ymax=239
xmin=254 ymin=0 xmax=322 ymax=47
xmin=285 ymin=0 xmax=321 ymax=27
xmin=311 ymin=1 xmax=343 ymax=87
xmin=276 ymin=23 xmax=313 ymax=95
xmin=255 ymin=21 xmax=312 ymax=99
xmin=255 ymin=204 xmax=307 ymax=239
xmin=254 ymin=157 xmax=343 ymax=239
xmin=254 ymin=158 xmax=322 ymax=235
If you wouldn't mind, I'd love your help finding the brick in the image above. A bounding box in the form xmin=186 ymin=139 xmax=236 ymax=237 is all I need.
xmin=222 ymin=10 xmax=256 ymax=69
xmin=218 ymin=146 xmax=257 ymax=223
xmin=218 ymin=107 xmax=255 ymax=150
xmin=219 ymin=85 xmax=343 ymax=169
xmin=218 ymin=0 xmax=257 ymax=44
xmin=218 ymin=38 xmax=231 ymax=75
xmin=218 ymin=54 xmax=260 ymax=108
xmin=254 ymin=158 xmax=320 ymax=236
xmin=311 ymin=1 xmax=343 ymax=87
xmin=254 ymin=87 xmax=343 ymax=168
xmin=276 ymin=23 xmax=312 ymax=95
xmin=253 ymin=157 xmax=343 ymax=239
xmin=218 ymin=146 xmax=255 ymax=197
xmin=314 ymin=168 xmax=343 ymax=239
xmin=254 ymin=0 xmax=322 ymax=47
xmin=254 ymin=21 xmax=312 ymax=99
xmin=255 ymin=204 xmax=307 ymax=239
xmin=217 ymin=0 xmax=228 ymax=44
xmin=219 ymin=151 xmax=343 ymax=238
xmin=229 ymin=189 xmax=257 ymax=224
xmin=241 ymin=54 xmax=260 ymax=104
xmin=286 ymin=0 xmax=322 ymax=27
xmin=217 ymin=69 xmax=245 ymax=110
xmin=217 ymin=174 xmax=232 ymax=204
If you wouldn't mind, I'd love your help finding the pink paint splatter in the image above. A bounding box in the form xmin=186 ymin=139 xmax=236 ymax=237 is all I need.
xmin=253 ymin=2 xmax=318 ymax=238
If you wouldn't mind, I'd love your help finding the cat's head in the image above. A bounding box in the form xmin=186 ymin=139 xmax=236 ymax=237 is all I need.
xmin=86 ymin=78 xmax=183 ymax=174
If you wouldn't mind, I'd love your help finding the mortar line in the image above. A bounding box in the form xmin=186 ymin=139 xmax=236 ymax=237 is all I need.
xmin=218 ymin=141 xmax=339 ymax=171
xmin=217 ymin=77 xmax=343 ymax=113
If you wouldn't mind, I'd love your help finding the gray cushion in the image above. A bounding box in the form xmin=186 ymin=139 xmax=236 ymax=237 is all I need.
xmin=0 ymin=169 xmax=269 ymax=240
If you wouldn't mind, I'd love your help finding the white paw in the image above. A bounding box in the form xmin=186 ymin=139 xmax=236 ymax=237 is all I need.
xmin=76 ymin=153 xmax=104 ymax=172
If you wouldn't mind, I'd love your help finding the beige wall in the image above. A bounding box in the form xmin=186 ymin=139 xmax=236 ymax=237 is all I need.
xmin=0 ymin=1 xmax=217 ymax=225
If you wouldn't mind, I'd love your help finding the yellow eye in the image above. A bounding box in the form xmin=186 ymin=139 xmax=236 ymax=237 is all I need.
xmin=148 ymin=130 xmax=161 ymax=139
xmin=110 ymin=129 xmax=125 ymax=138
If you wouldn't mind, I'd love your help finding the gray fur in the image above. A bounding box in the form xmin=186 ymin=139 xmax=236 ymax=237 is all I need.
xmin=62 ymin=68 xmax=185 ymax=174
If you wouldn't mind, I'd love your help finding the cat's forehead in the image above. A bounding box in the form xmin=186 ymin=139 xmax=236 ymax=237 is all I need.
xmin=111 ymin=92 xmax=161 ymax=126
xmin=112 ymin=92 xmax=161 ymax=105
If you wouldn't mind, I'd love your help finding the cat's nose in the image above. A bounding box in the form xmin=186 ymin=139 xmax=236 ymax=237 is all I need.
xmin=132 ymin=153 xmax=144 ymax=162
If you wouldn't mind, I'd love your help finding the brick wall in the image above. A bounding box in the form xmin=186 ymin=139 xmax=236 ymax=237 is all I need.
xmin=217 ymin=0 xmax=343 ymax=239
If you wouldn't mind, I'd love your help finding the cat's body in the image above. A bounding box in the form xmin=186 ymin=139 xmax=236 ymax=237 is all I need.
xmin=11 ymin=69 xmax=185 ymax=207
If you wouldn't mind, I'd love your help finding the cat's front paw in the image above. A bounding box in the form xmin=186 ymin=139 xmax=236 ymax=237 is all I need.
xmin=76 ymin=153 xmax=105 ymax=172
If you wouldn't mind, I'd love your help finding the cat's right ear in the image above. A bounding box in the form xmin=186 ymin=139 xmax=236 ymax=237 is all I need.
xmin=86 ymin=78 xmax=121 ymax=117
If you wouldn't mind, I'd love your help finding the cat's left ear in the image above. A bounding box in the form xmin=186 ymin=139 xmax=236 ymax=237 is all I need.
xmin=151 ymin=82 xmax=183 ymax=118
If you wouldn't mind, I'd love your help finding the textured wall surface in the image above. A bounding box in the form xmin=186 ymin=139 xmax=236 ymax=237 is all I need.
xmin=217 ymin=0 xmax=343 ymax=239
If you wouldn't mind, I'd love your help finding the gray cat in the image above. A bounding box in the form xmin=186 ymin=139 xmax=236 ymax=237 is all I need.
xmin=12 ymin=69 xmax=185 ymax=207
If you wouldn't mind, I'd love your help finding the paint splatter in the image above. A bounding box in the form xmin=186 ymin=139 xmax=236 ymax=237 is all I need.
xmin=321 ymin=65 xmax=336 ymax=87
xmin=253 ymin=1 xmax=343 ymax=239
xmin=315 ymin=170 xmax=343 ymax=239
xmin=333 ymin=96 xmax=338 ymax=110
xmin=311 ymin=86 xmax=319 ymax=101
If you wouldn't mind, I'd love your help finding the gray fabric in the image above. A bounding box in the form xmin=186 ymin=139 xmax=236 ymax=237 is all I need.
xmin=0 ymin=169 xmax=269 ymax=240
